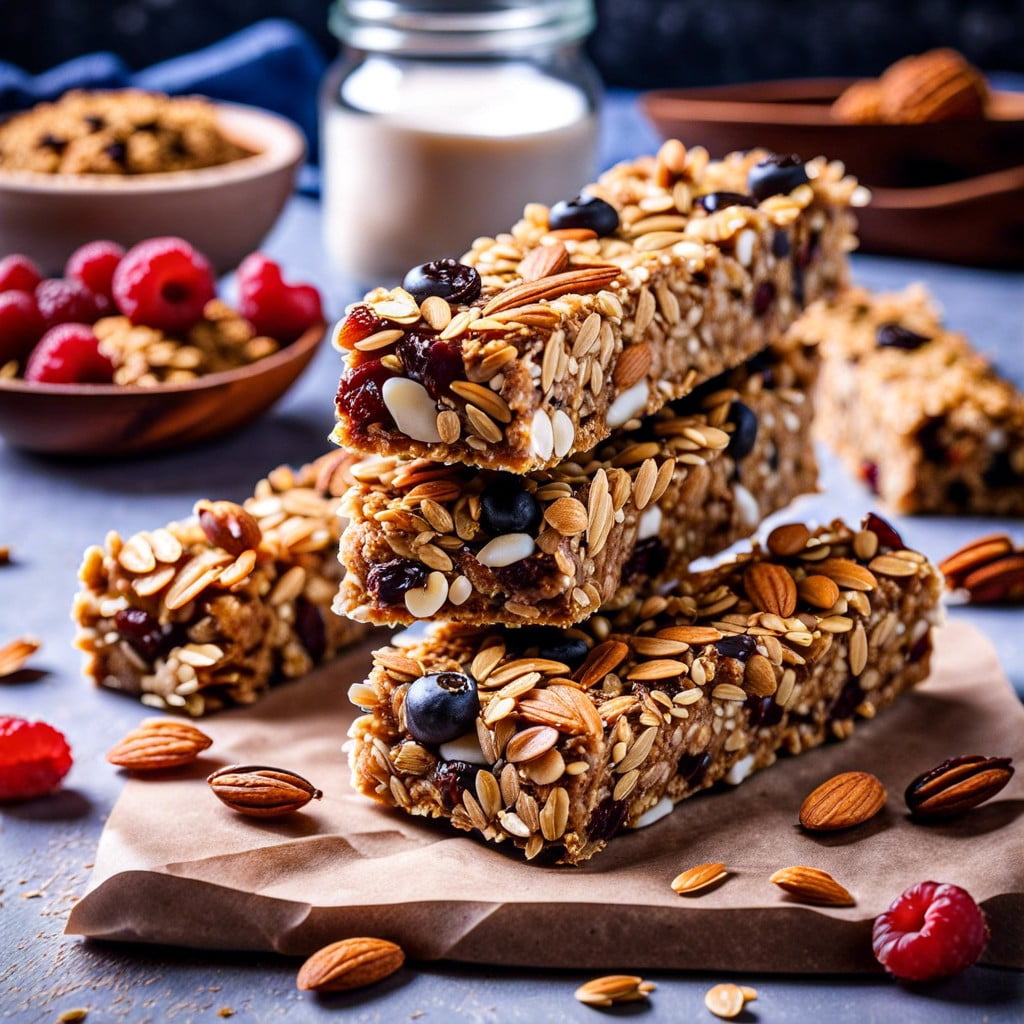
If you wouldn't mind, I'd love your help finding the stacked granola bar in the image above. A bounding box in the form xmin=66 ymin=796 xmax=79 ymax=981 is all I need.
xmin=332 ymin=142 xmax=942 ymax=863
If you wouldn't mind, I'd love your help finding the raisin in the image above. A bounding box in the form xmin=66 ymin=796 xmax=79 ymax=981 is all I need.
xmin=745 ymin=694 xmax=784 ymax=728
xmin=677 ymin=751 xmax=712 ymax=786
xmin=586 ymin=796 xmax=628 ymax=842
xmin=365 ymin=558 xmax=429 ymax=605
xmin=335 ymin=359 xmax=395 ymax=428
xmin=396 ymin=330 xmax=464 ymax=401
xmin=877 ymin=322 xmax=930 ymax=350
xmin=829 ymin=677 xmax=863 ymax=721
xmin=753 ymin=281 xmax=776 ymax=316
xmin=294 ymin=598 xmax=326 ymax=662
xmin=747 ymin=154 xmax=809 ymax=201
xmin=493 ymin=554 xmax=556 ymax=592
xmin=715 ymin=634 xmax=756 ymax=660
xmin=430 ymin=760 xmax=480 ymax=810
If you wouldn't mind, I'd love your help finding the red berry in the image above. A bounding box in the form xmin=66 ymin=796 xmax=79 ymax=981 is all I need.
xmin=24 ymin=323 xmax=115 ymax=384
xmin=35 ymin=277 xmax=105 ymax=329
xmin=0 ymin=716 xmax=73 ymax=801
xmin=66 ymin=239 xmax=125 ymax=301
xmin=113 ymin=236 xmax=216 ymax=332
xmin=237 ymin=252 xmax=323 ymax=342
xmin=0 ymin=290 xmax=45 ymax=362
xmin=0 ymin=254 xmax=43 ymax=294
xmin=872 ymin=881 xmax=989 ymax=981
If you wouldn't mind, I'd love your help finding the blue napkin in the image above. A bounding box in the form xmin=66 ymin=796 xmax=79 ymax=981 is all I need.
xmin=0 ymin=19 xmax=327 ymax=190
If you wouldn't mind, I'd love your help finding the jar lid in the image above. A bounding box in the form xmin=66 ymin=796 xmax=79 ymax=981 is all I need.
xmin=329 ymin=0 xmax=595 ymax=55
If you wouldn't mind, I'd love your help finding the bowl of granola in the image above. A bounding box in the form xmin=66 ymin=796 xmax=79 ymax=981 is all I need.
xmin=0 ymin=90 xmax=305 ymax=273
xmin=0 ymin=237 xmax=325 ymax=455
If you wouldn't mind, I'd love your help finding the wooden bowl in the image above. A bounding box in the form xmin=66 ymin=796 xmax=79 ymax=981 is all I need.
xmin=0 ymin=323 xmax=324 ymax=456
xmin=0 ymin=102 xmax=305 ymax=274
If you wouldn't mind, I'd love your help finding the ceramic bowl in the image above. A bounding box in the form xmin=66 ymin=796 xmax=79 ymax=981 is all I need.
xmin=0 ymin=101 xmax=305 ymax=274
xmin=0 ymin=322 xmax=324 ymax=456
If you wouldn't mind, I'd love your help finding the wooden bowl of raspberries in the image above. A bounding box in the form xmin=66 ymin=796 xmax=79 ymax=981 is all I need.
xmin=0 ymin=237 xmax=325 ymax=456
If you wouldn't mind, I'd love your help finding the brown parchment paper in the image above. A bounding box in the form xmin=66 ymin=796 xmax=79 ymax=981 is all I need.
xmin=67 ymin=621 xmax=1024 ymax=973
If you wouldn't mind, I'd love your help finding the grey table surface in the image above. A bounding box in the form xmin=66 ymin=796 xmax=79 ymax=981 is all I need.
xmin=3 ymin=103 xmax=1024 ymax=1022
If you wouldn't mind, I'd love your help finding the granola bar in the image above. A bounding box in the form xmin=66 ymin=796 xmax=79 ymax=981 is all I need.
xmin=793 ymin=284 xmax=1024 ymax=515
xmin=347 ymin=516 xmax=942 ymax=864
xmin=336 ymin=340 xmax=819 ymax=627
xmin=73 ymin=452 xmax=367 ymax=716
xmin=330 ymin=142 xmax=860 ymax=473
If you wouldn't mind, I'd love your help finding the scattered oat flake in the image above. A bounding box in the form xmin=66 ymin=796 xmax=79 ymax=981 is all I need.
xmin=574 ymin=974 xmax=655 ymax=1007
xmin=704 ymin=982 xmax=756 ymax=1018
xmin=0 ymin=636 xmax=40 ymax=677
xmin=57 ymin=1011 xmax=89 ymax=1023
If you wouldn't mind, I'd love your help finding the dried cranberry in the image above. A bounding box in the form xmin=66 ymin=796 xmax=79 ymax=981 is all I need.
xmin=294 ymin=598 xmax=326 ymax=662
xmin=745 ymin=694 xmax=784 ymax=728
xmin=829 ymin=677 xmax=864 ymax=721
xmin=113 ymin=608 xmax=182 ymax=661
xmin=586 ymin=796 xmax=628 ymax=842
xmin=727 ymin=401 xmax=758 ymax=460
xmin=861 ymin=461 xmax=880 ymax=495
xmin=677 ymin=750 xmax=712 ymax=786
xmin=396 ymin=330 xmax=464 ymax=401
xmin=365 ymin=558 xmax=429 ymax=605
xmin=696 ymin=191 xmax=756 ymax=213
xmin=877 ymin=322 xmax=930 ymax=350
xmin=747 ymin=154 xmax=809 ymax=202
xmin=402 ymin=258 xmax=481 ymax=305
xmin=335 ymin=359 xmax=396 ymax=428
xmin=715 ymin=634 xmax=756 ymax=661
xmin=430 ymin=760 xmax=480 ymax=810
xmin=862 ymin=512 xmax=904 ymax=551
xmin=772 ymin=229 xmax=791 ymax=258
xmin=548 ymin=194 xmax=619 ymax=236
xmin=493 ymin=554 xmax=555 ymax=592
xmin=480 ymin=475 xmax=541 ymax=536
xmin=753 ymin=281 xmax=776 ymax=316
xmin=332 ymin=305 xmax=385 ymax=351
xmin=623 ymin=537 xmax=667 ymax=585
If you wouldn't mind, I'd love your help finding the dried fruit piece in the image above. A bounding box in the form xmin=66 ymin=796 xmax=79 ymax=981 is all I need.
xmin=573 ymin=974 xmax=655 ymax=1007
xmin=0 ymin=636 xmax=40 ymax=677
xmin=872 ymin=881 xmax=988 ymax=981
xmin=704 ymin=982 xmax=757 ymax=1019
xmin=296 ymin=937 xmax=405 ymax=993
xmin=195 ymin=499 xmax=262 ymax=555
xmin=905 ymin=755 xmax=1014 ymax=820
xmin=799 ymin=770 xmax=887 ymax=831
xmin=770 ymin=865 xmax=855 ymax=906
xmin=0 ymin=716 xmax=73 ymax=800
xmin=106 ymin=719 xmax=213 ymax=770
xmin=207 ymin=764 xmax=322 ymax=817
xmin=671 ymin=862 xmax=728 ymax=895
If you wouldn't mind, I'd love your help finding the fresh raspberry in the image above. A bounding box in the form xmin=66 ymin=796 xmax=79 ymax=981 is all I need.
xmin=237 ymin=252 xmax=323 ymax=342
xmin=0 ymin=254 xmax=42 ymax=294
xmin=24 ymin=323 xmax=115 ymax=384
xmin=0 ymin=290 xmax=45 ymax=362
xmin=66 ymin=240 xmax=125 ymax=301
xmin=35 ymin=277 xmax=105 ymax=328
xmin=113 ymin=236 xmax=216 ymax=332
xmin=0 ymin=716 xmax=73 ymax=801
xmin=872 ymin=881 xmax=989 ymax=981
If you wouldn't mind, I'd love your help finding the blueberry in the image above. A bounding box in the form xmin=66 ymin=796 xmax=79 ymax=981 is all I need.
xmin=479 ymin=474 xmax=541 ymax=535
xmin=510 ymin=626 xmax=589 ymax=668
xmin=405 ymin=671 xmax=480 ymax=745
xmin=727 ymin=401 xmax=758 ymax=460
xmin=402 ymin=258 xmax=481 ymax=305
xmin=548 ymin=193 xmax=619 ymax=236
xmin=696 ymin=191 xmax=756 ymax=214
xmin=365 ymin=558 xmax=429 ymax=605
xmin=714 ymin=634 xmax=756 ymax=661
xmin=747 ymin=154 xmax=809 ymax=202
xmin=876 ymin=322 xmax=930 ymax=350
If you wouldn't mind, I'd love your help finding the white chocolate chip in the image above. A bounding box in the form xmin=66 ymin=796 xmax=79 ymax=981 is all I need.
xmin=607 ymin=380 xmax=649 ymax=428
xmin=735 ymin=228 xmax=756 ymax=267
xmin=724 ymin=753 xmax=756 ymax=785
xmin=530 ymin=408 xmax=554 ymax=460
xmin=477 ymin=533 xmax=535 ymax=568
xmin=404 ymin=570 xmax=448 ymax=617
xmin=733 ymin=484 xmax=759 ymax=529
xmin=382 ymin=378 xmax=442 ymax=443
xmin=552 ymin=409 xmax=574 ymax=458
xmin=439 ymin=731 xmax=489 ymax=765
xmin=638 ymin=505 xmax=662 ymax=540
xmin=632 ymin=795 xmax=673 ymax=829
xmin=448 ymin=574 xmax=472 ymax=606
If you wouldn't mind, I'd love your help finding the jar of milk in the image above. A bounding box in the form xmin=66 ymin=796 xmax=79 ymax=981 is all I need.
xmin=322 ymin=0 xmax=601 ymax=284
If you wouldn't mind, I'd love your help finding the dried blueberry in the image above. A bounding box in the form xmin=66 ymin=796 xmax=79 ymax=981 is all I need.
xmin=753 ymin=281 xmax=776 ymax=316
xmin=677 ymin=750 xmax=712 ymax=786
xmin=747 ymin=154 xmax=809 ymax=202
xmin=365 ymin=558 xmax=429 ymax=606
xmin=402 ymin=258 xmax=481 ymax=305
xmin=745 ymin=694 xmax=784 ymax=728
xmin=479 ymin=475 xmax=541 ymax=536
xmin=877 ymin=322 xmax=930 ymax=350
xmin=548 ymin=193 xmax=619 ymax=236
xmin=862 ymin=512 xmax=904 ymax=551
xmin=727 ymin=401 xmax=758 ymax=460
xmin=714 ymin=634 xmax=756 ymax=661
xmin=396 ymin=330 xmax=464 ymax=400
xmin=696 ymin=191 xmax=756 ymax=214
xmin=405 ymin=671 xmax=480 ymax=746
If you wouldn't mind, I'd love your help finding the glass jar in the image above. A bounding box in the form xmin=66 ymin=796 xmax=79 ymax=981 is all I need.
xmin=321 ymin=0 xmax=601 ymax=284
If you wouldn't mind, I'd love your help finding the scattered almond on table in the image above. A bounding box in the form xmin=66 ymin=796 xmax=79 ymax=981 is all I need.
xmin=0 ymin=636 xmax=40 ymax=677
xmin=704 ymin=982 xmax=757 ymax=1019
xmin=573 ymin=974 xmax=656 ymax=1007
xmin=207 ymin=764 xmax=322 ymax=817
xmin=671 ymin=862 xmax=728 ymax=896
xmin=106 ymin=718 xmax=212 ymax=770
xmin=799 ymin=770 xmax=887 ymax=831
xmin=770 ymin=866 xmax=855 ymax=907
xmin=297 ymin=937 xmax=405 ymax=993
xmin=904 ymin=755 xmax=1014 ymax=820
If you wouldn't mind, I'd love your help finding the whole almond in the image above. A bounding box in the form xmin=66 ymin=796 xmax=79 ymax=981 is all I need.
xmin=207 ymin=764 xmax=322 ymax=817
xmin=799 ymin=771 xmax=887 ymax=831
xmin=905 ymin=754 xmax=1014 ymax=820
xmin=671 ymin=862 xmax=728 ymax=895
xmin=744 ymin=563 xmax=797 ymax=617
xmin=769 ymin=866 xmax=854 ymax=906
xmin=574 ymin=975 xmax=655 ymax=1007
xmin=612 ymin=342 xmax=653 ymax=389
xmin=543 ymin=496 xmax=588 ymax=536
xmin=517 ymin=240 xmax=569 ymax=283
xmin=106 ymin=719 xmax=212 ymax=770
xmin=0 ymin=636 xmax=40 ymax=677
xmin=743 ymin=654 xmax=777 ymax=697
xmin=194 ymin=499 xmax=262 ymax=556
xmin=766 ymin=522 xmax=811 ymax=557
xmin=814 ymin=557 xmax=878 ymax=592
xmin=297 ymin=937 xmax=404 ymax=993
xmin=938 ymin=534 xmax=1015 ymax=587
xmin=574 ymin=640 xmax=629 ymax=689
xmin=961 ymin=554 xmax=1024 ymax=604
xmin=797 ymin=574 xmax=841 ymax=610
xmin=481 ymin=265 xmax=620 ymax=316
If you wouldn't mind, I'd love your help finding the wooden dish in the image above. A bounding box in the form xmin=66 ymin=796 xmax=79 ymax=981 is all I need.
xmin=0 ymin=322 xmax=324 ymax=457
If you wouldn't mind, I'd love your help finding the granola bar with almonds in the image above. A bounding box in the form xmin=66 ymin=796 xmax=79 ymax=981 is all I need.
xmin=73 ymin=452 xmax=368 ymax=716
xmin=792 ymin=284 xmax=1024 ymax=515
xmin=347 ymin=516 xmax=942 ymax=864
xmin=331 ymin=143 xmax=860 ymax=473
xmin=336 ymin=340 xmax=819 ymax=627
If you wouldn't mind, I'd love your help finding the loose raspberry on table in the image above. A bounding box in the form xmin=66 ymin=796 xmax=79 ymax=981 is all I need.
xmin=237 ymin=252 xmax=322 ymax=342
xmin=872 ymin=881 xmax=989 ymax=981
xmin=0 ymin=716 xmax=73 ymax=801
xmin=0 ymin=254 xmax=42 ymax=294
xmin=112 ymin=236 xmax=216 ymax=333
xmin=0 ymin=290 xmax=45 ymax=362
xmin=24 ymin=323 xmax=115 ymax=384
xmin=66 ymin=240 xmax=125 ymax=301
xmin=35 ymin=277 xmax=105 ymax=328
